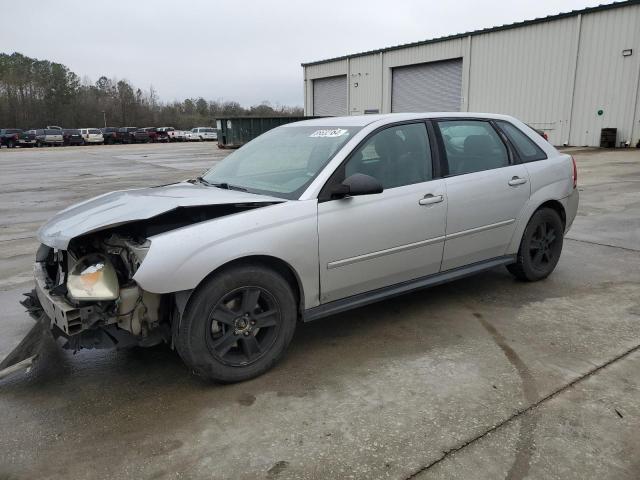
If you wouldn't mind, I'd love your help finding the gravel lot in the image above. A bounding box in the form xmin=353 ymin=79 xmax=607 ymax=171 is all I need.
xmin=0 ymin=143 xmax=639 ymax=480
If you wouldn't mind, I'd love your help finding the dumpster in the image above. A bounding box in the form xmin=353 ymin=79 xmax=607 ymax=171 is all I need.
xmin=216 ymin=117 xmax=315 ymax=148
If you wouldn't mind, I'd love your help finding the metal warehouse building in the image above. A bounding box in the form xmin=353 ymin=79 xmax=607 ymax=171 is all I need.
xmin=302 ymin=0 xmax=640 ymax=147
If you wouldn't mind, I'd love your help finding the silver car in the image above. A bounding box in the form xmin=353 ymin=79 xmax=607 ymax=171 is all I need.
xmin=30 ymin=113 xmax=578 ymax=383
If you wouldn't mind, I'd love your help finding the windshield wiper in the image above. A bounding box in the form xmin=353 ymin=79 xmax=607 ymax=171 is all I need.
xmin=195 ymin=177 xmax=248 ymax=192
xmin=195 ymin=176 xmax=213 ymax=186
xmin=211 ymin=182 xmax=248 ymax=192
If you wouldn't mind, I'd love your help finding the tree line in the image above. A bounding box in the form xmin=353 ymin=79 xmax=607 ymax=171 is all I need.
xmin=0 ymin=52 xmax=303 ymax=130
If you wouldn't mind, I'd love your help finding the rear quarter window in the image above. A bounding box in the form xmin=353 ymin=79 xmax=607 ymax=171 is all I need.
xmin=497 ymin=121 xmax=547 ymax=162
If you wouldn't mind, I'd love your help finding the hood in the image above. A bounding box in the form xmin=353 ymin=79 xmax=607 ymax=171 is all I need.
xmin=38 ymin=182 xmax=284 ymax=249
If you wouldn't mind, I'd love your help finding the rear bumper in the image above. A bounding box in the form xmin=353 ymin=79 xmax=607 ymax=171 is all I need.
xmin=564 ymin=188 xmax=579 ymax=233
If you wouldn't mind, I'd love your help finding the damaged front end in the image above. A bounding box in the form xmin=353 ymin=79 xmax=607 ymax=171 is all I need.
xmin=0 ymin=182 xmax=285 ymax=379
xmin=32 ymin=232 xmax=170 ymax=351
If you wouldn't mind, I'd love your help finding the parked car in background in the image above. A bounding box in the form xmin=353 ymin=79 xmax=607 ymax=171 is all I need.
xmin=35 ymin=129 xmax=64 ymax=147
xmin=191 ymin=127 xmax=217 ymax=141
xmin=101 ymin=127 xmax=119 ymax=144
xmin=62 ymin=129 xmax=84 ymax=146
xmin=157 ymin=127 xmax=185 ymax=142
xmin=132 ymin=128 xmax=150 ymax=143
xmin=117 ymin=127 xmax=138 ymax=143
xmin=0 ymin=129 xmax=36 ymax=148
xmin=144 ymin=127 xmax=169 ymax=143
xmin=29 ymin=113 xmax=578 ymax=383
xmin=184 ymin=130 xmax=196 ymax=141
xmin=79 ymin=128 xmax=104 ymax=144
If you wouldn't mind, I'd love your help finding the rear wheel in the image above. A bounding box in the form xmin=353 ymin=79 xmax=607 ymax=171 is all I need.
xmin=176 ymin=264 xmax=297 ymax=383
xmin=507 ymin=208 xmax=564 ymax=281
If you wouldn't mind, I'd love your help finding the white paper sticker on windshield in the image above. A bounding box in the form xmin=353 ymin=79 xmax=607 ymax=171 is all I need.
xmin=309 ymin=128 xmax=348 ymax=138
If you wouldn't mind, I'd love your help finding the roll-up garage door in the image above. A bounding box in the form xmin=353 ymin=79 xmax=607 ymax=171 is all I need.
xmin=391 ymin=58 xmax=462 ymax=113
xmin=313 ymin=75 xmax=348 ymax=116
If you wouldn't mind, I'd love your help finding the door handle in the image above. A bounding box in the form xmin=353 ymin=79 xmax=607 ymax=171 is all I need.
xmin=419 ymin=194 xmax=444 ymax=206
xmin=508 ymin=176 xmax=527 ymax=186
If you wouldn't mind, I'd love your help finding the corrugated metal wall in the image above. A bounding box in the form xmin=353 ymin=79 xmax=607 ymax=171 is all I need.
xmin=569 ymin=6 xmax=640 ymax=146
xmin=467 ymin=16 xmax=580 ymax=145
xmin=302 ymin=2 xmax=640 ymax=147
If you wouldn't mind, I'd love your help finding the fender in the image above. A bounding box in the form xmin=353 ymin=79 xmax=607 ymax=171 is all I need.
xmin=506 ymin=154 xmax=577 ymax=254
xmin=134 ymin=199 xmax=320 ymax=309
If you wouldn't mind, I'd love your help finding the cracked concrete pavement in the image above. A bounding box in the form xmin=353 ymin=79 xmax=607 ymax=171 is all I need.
xmin=0 ymin=143 xmax=638 ymax=479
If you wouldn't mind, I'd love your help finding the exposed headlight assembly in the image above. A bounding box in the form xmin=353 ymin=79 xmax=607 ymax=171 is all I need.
xmin=67 ymin=254 xmax=119 ymax=301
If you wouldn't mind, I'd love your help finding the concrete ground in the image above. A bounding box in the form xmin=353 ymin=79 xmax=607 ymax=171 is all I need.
xmin=0 ymin=143 xmax=638 ymax=480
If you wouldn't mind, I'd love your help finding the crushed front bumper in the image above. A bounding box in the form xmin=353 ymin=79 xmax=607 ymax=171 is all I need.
xmin=34 ymin=262 xmax=89 ymax=336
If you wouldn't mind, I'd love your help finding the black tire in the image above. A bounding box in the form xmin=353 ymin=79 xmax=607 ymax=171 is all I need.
xmin=507 ymin=208 xmax=564 ymax=281
xmin=7 ymin=140 xmax=15 ymax=148
xmin=176 ymin=264 xmax=297 ymax=383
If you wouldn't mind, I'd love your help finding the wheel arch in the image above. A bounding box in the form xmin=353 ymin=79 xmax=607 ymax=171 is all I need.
xmin=534 ymin=199 xmax=566 ymax=229
xmin=508 ymin=197 xmax=568 ymax=254
xmin=196 ymin=255 xmax=305 ymax=315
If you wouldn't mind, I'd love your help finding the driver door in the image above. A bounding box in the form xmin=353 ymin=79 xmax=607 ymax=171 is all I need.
xmin=317 ymin=122 xmax=447 ymax=303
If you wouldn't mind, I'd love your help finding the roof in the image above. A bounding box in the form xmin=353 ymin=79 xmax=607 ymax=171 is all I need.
xmin=283 ymin=112 xmax=518 ymax=127
xmin=301 ymin=0 xmax=639 ymax=67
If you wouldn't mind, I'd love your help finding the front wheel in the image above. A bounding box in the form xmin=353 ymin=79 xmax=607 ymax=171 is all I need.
xmin=176 ymin=264 xmax=297 ymax=383
xmin=507 ymin=207 xmax=564 ymax=281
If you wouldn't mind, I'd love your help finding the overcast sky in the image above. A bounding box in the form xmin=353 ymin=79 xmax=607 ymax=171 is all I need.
xmin=2 ymin=0 xmax=607 ymax=107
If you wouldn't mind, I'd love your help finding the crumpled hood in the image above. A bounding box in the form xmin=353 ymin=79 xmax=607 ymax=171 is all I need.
xmin=38 ymin=182 xmax=283 ymax=249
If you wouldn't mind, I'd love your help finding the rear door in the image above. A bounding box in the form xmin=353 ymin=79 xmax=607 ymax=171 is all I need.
xmin=435 ymin=119 xmax=531 ymax=270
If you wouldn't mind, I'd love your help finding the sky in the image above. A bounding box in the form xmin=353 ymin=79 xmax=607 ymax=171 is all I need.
xmin=1 ymin=0 xmax=610 ymax=107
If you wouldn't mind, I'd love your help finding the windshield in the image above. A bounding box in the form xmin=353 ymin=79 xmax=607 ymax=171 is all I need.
xmin=202 ymin=125 xmax=360 ymax=199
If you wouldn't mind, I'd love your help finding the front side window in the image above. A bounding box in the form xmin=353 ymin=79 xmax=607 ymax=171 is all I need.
xmin=496 ymin=121 xmax=547 ymax=162
xmin=202 ymin=125 xmax=360 ymax=199
xmin=344 ymin=123 xmax=432 ymax=189
xmin=437 ymin=120 xmax=508 ymax=176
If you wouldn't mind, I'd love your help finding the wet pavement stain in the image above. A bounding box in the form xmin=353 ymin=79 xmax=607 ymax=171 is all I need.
xmin=474 ymin=312 xmax=539 ymax=480
xmin=237 ymin=393 xmax=256 ymax=406
xmin=267 ymin=460 xmax=289 ymax=478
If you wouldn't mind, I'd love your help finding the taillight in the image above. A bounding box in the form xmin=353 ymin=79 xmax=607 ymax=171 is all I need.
xmin=13 ymin=134 xmax=18 ymax=140
xmin=571 ymin=156 xmax=577 ymax=189
xmin=543 ymin=132 xmax=548 ymax=141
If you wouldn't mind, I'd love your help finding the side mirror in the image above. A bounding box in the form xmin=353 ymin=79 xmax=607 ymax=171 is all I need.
xmin=330 ymin=173 xmax=383 ymax=199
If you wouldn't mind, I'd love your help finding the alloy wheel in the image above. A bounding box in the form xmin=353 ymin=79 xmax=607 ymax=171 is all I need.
xmin=205 ymin=286 xmax=280 ymax=367
xmin=529 ymin=221 xmax=558 ymax=269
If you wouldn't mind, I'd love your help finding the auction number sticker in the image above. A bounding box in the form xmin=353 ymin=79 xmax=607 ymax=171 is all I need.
xmin=309 ymin=128 xmax=348 ymax=138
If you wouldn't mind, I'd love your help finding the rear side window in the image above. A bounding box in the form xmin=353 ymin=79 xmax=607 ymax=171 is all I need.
xmin=437 ymin=120 xmax=508 ymax=176
xmin=497 ymin=121 xmax=547 ymax=162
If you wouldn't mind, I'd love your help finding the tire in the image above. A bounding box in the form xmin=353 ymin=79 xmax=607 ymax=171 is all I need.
xmin=7 ymin=140 xmax=15 ymax=148
xmin=176 ymin=264 xmax=297 ymax=383
xmin=507 ymin=207 xmax=564 ymax=282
